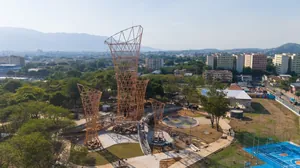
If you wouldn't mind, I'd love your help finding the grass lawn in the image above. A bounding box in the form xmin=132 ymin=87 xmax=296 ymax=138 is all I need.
xmin=189 ymin=142 xmax=263 ymax=168
xmin=70 ymin=143 xmax=143 ymax=166
xmin=190 ymin=99 xmax=300 ymax=168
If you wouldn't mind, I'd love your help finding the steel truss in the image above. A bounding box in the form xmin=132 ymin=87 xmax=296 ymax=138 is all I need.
xmin=77 ymin=84 xmax=103 ymax=150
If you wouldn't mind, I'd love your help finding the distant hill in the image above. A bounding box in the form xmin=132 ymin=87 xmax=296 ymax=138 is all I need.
xmin=172 ymin=43 xmax=300 ymax=54
xmin=0 ymin=27 xmax=158 ymax=52
xmin=265 ymin=43 xmax=300 ymax=54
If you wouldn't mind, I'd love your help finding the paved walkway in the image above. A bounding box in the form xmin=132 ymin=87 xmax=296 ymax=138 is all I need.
xmin=69 ymin=117 xmax=234 ymax=168
xmin=56 ymin=140 xmax=71 ymax=166
xmin=98 ymin=132 xmax=138 ymax=148
xmin=126 ymin=118 xmax=233 ymax=168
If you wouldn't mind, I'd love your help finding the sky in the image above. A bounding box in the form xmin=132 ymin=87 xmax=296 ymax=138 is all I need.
xmin=0 ymin=0 xmax=300 ymax=50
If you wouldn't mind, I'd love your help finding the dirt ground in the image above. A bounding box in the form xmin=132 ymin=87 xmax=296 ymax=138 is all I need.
xmin=167 ymin=124 xmax=222 ymax=144
xmin=230 ymin=98 xmax=300 ymax=144
xmin=177 ymin=109 xmax=207 ymax=117
xmin=158 ymin=108 xmax=222 ymax=144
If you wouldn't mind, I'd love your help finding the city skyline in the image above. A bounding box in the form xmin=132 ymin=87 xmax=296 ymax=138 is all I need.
xmin=0 ymin=0 xmax=300 ymax=50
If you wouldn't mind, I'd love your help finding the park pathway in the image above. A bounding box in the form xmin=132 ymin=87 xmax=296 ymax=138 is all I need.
xmin=69 ymin=118 xmax=233 ymax=168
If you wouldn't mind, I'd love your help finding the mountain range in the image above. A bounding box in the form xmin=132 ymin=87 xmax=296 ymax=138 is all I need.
xmin=0 ymin=27 xmax=157 ymax=52
xmin=0 ymin=27 xmax=300 ymax=54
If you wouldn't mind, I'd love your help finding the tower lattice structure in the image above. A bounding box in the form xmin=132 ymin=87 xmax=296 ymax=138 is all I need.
xmin=136 ymin=79 xmax=149 ymax=120
xmin=149 ymin=98 xmax=165 ymax=141
xmin=77 ymin=84 xmax=103 ymax=150
xmin=105 ymin=25 xmax=144 ymax=121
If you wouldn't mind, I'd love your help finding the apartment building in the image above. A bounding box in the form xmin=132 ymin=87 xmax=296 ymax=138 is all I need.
xmin=216 ymin=55 xmax=234 ymax=70
xmin=0 ymin=55 xmax=25 ymax=66
xmin=290 ymin=54 xmax=300 ymax=74
xmin=203 ymin=70 xmax=233 ymax=83
xmin=234 ymin=54 xmax=245 ymax=73
xmin=244 ymin=54 xmax=267 ymax=71
xmin=273 ymin=54 xmax=289 ymax=74
xmin=206 ymin=55 xmax=215 ymax=69
xmin=145 ymin=58 xmax=164 ymax=70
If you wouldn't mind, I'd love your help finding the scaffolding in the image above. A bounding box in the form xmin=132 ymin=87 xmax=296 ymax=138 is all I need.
xmin=149 ymin=98 xmax=166 ymax=142
xmin=77 ymin=84 xmax=103 ymax=150
xmin=104 ymin=25 xmax=144 ymax=121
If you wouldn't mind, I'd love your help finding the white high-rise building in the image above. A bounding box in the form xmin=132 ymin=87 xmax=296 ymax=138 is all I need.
xmin=206 ymin=56 xmax=215 ymax=69
xmin=273 ymin=54 xmax=289 ymax=74
xmin=291 ymin=54 xmax=300 ymax=74
xmin=234 ymin=54 xmax=245 ymax=73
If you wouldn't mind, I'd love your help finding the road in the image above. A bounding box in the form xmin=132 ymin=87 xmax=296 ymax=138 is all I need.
xmin=266 ymin=84 xmax=300 ymax=114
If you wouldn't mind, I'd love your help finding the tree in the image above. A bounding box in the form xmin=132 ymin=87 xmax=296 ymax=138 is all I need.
xmin=199 ymin=84 xmax=229 ymax=131
xmin=17 ymin=119 xmax=74 ymax=137
xmin=279 ymin=80 xmax=290 ymax=91
xmin=182 ymin=86 xmax=200 ymax=104
xmin=67 ymin=70 xmax=82 ymax=78
xmin=44 ymin=105 xmax=72 ymax=122
xmin=20 ymin=101 xmax=48 ymax=119
xmin=0 ymin=142 xmax=16 ymax=167
xmin=243 ymin=67 xmax=252 ymax=75
xmin=146 ymin=79 xmax=164 ymax=98
xmin=164 ymin=60 xmax=174 ymax=66
xmin=15 ymin=85 xmax=46 ymax=103
xmin=296 ymin=91 xmax=300 ymax=97
xmin=3 ymin=80 xmax=22 ymax=92
xmin=0 ymin=92 xmax=14 ymax=108
xmin=49 ymin=92 xmax=68 ymax=107
xmin=6 ymin=70 xmax=15 ymax=76
xmin=6 ymin=132 xmax=54 ymax=168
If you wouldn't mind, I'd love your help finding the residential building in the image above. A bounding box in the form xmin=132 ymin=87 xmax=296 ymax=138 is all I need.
xmin=234 ymin=54 xmax=245 ymax=73
xmin=0 ymin=55 xmax=25 ymax=66
xmin=273 ymin=54 xmax=289 ymax=74
xmin=244 ymin=54 xmax=267 ymax=71
xmin=290 ymin=54 xmax=300 ymax=74
xmin=145 ymin=58 xmax=164 ymax=70
xmin=216 ymin=55 xmax=234 ymax=70
xmin=206 ymin=56 xmax=215 ymax=69
xmin=202 ymin=70 xmax=232 ymax=83
xmin=0 ymin=64 xmax=22 ymax=75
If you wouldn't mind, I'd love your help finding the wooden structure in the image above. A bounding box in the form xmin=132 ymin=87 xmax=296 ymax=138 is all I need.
xmin=149 ymin=98 xmax=165 ymax=141
xmin=77 ymin=84 xmax=103 ymax=150
xmin=105 ymin=25 xmax=146 ymax=121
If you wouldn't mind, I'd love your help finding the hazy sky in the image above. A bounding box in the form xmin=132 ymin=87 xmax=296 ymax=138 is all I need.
xmin=0 ymin=0 xmax=300 ymax=50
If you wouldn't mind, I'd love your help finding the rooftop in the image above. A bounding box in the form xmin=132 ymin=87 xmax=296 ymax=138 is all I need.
xmin=290 ymin=83 xmax=300 ymax=87
xmin=228 ymin=83 xmax=243 ymax=90
xmin=201 ymin=88 xmax=251 ymax=100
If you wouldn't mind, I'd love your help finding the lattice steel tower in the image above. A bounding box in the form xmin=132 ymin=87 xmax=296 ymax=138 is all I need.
xmin=77 ymin=84 xmax=103 ymax=150
xmin=105 ymin=25 xmax=145 ymax=120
